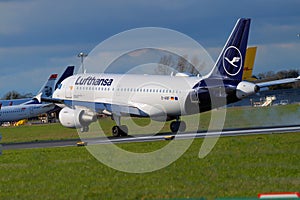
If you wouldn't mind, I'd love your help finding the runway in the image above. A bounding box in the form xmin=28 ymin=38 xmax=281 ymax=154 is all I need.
xmin=2 ymin=125 xmax=300 ymax=150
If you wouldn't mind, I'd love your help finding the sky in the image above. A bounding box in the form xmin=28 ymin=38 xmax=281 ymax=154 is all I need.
xmin=1 ymin=0 xmax=300 ymax=96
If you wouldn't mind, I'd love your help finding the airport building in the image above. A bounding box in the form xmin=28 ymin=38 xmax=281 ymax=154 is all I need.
xmin=232 ymin=87 xmax=300 ymax=107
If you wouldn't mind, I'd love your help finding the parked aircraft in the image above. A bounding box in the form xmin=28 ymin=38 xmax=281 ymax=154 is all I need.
xmin=0 ymin=73 xmax=57 ymax=123
xmin=46 ymin=18 xmax=300 ymax=136
xmin=0 ymin=74 xmax=57 ymax=106
xmin=0 ymin=66 xmax=75 ymax=123
xmin=0 ymin=102 xmax=56 ymax=123
xmin=0 ymin=66 xmax=74 ymax=106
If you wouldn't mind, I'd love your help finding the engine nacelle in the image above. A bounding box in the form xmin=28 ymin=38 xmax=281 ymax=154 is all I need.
xmin=59 ymin=107 xmax=97 ymax=128
xmin=236 ymin=81 xmax=259 ymax=99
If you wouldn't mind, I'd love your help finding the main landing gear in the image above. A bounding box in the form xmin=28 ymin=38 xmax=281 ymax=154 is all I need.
xmin=112 ymin=125 xmax=128 ymax=137
xmin=170 ymin=117 xmax=186 ymax=133
xmin=110 ymin=115 xmax=186 ymax=137
xmin=111 ymin=115 xmax=128 ymax=137
xmin=80 ymin=126 xmax=89 ymax=132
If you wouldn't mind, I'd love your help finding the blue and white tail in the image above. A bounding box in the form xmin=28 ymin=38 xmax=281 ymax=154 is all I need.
xmin=55 ymin=66 xmax=74 ymax=90
xmin=38 ymin=74 xmax=58 ymax=98
xmin=207 ymin=18 xmax=251 ymax=83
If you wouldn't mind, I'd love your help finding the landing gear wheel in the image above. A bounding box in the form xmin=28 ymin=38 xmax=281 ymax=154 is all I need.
xmin=170 ymin=121 xmax=179 ymax=133
xmin=80 ymin=126 xmax=89 ymax=132
xmin=112 ymin=125 xmax=128 ymax=137
xmin=119 ymin=125 xmax=128 ymax=136
xmin=170 ymin=121 xmax=186 ymax=133
xmin=112 ymin=126 xmax=120 ymax=137
xmin=178 ymin=121 xmax=186 ymax=132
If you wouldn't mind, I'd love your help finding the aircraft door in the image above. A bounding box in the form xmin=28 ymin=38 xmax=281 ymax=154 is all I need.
xmin=65 ymin=86 xmax=73 ymax=98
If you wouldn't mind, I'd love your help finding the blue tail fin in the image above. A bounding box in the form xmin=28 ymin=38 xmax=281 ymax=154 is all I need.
xmin=38 ymin=74 xmax=58 ymax=98
xmin=24 ymin=73 xmax=58 ymax=104
xmin=208 ymin=18 xmax=250 ymax=82
xmin=55 ymin=66 xmax=75 ymax=89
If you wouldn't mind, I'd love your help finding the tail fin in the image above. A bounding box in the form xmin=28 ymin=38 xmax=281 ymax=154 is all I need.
xmin=38 ymin=74 xmax=58 ymax=98
xmin=208 ymin=18 xmax=251 ymax=82
xmin=242 ymin=46 xmax=257 ymax=81
xmin=24 ymin=73 xmax=57 ymax=104
xmin=55 ymin=66 xmax=75 ymax=90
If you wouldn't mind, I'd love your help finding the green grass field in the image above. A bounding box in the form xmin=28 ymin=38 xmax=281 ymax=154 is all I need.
xmin=0 ymin=132 xmax=299 ymax=199
xmin=1 ymin=104 xmax=299 ymax=144
xmin=0 ymin=105 xmax=299 ymax=199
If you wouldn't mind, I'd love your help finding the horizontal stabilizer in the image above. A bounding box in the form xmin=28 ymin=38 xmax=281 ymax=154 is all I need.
xmin=256 ymin=77 xmax=299 ymax=88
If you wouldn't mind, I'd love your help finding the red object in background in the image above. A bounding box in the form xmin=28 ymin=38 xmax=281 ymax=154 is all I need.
xmin=258 ymin=192 xmax=300 ymax=199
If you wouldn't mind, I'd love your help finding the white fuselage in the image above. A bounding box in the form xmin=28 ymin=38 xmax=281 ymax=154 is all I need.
xmin=0 ymin=104 xmax=55 ymax=122
xmin=53 ymin=73 xmax=202 ymax=117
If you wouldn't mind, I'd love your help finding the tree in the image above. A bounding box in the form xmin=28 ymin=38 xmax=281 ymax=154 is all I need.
xmin=2 ymin=91 xmax=33 ymax=100
xmin=176 ymin=55 xmax=188 ymax=72
xmin=190 ymin=56 xmax=200 ymax=75
xmin=255 ymin=69 xmax=300 ymax=90
xmin=2 ymin=91 xmax=22 ymax=100
xmin=155 ymin=55 xmax=174 ymax=75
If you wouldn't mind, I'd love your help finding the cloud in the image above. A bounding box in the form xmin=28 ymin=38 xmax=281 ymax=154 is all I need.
xmin=253 ymin=42 xmax=300 ymax=74
xmin=0 ymin=65 xmax=64 ymax=95
xmin=1 ymin=0 xmax=300 ymax=94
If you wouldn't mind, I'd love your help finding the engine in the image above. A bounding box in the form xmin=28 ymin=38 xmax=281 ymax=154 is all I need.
xmin=59 ymin=107 xmax=97 ymax=128
xmin=236 ymin=81 xmax=259 ymax=99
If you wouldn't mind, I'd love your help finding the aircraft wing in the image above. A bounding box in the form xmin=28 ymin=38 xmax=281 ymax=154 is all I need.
xmin=70 ymin=97 xmax=163 ymax=117
xmin=93 ymin=98 xmax=150 ymax=117
xmin=41 ymin=103 xmax=56 ymax=108
xmin=42 ymin=97 xmax=150 ymax=117
xmin=256 ymin=76 xmax=300 ymax=89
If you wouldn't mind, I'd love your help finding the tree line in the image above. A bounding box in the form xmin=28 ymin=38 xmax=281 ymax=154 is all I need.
xmin=1 ymin=91 xmax=33 ymax=100
xmin=254 ymin=69 xmax=300 ymax=89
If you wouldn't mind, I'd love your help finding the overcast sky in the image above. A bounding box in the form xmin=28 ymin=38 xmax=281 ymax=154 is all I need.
xmin=1 ymin=0 xmax=300 ymax=96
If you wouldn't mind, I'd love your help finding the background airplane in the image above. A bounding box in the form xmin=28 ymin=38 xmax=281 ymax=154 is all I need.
xmin=0 ymin=103 xmax=55 ymax=123
xmin=0 ymin=66 xmax=74 ymax=106
xmin=0 ymin=73 xmax=57 ymax=123
xmin=45 ymin=18 xmax=299 ymax=136
xmin=0 ymin=66 xmax=74 ymax=124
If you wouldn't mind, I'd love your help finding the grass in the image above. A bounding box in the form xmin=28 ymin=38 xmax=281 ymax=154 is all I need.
xmin=0 ymin=104 xmax=299 ymax=144
xmin=0 ymin=104 xmax=299 ymax=199
xmin=0 ymin=123 xmax=78 ymax=143
xmin=0 ymin=132 xmax=299 ymax=199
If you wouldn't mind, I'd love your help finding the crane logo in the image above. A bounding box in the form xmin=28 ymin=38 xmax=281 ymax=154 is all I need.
xmin=222 ymin=46 xmax=242 ymax=76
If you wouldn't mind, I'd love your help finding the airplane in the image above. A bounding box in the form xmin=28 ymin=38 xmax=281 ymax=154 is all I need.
xmin=0 ymin=66 xmax=75 ymax=124
xmin=0 ymin=74 xmax=57 ymax=106
xmin=0 ymin=74 xmax=57 ymax=123
xmin=46 ymin=18 xmax=300 ymax=136
xmin=242 ymin=46 xmax=257 ymax=81
xmin=0 ymin=102 xmax=56 ymax=123
xmin=0 ymin=66 xmax=75 ymax=106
